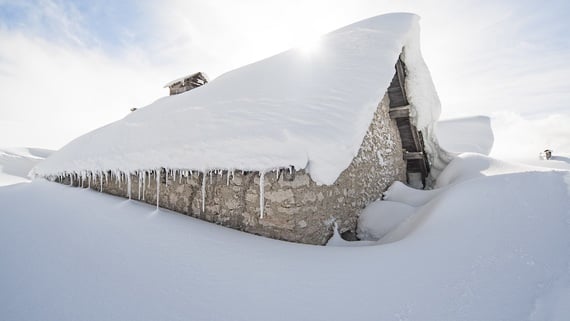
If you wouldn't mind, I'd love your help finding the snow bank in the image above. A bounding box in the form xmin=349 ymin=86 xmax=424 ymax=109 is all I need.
xmin=34 ymin=13 xmax=443 ymax=185
xmin=357 ymin=153 xmax=567 ymax=244
xmin=435 ymin=116 xmax=494 ymax=155
xmin=357 ymin=200 xmax=415 ymax=239
xmin=2 ymin=153 xmax=569 ymax=320
xmin=0 ymin=147 xmax=52 ymax=186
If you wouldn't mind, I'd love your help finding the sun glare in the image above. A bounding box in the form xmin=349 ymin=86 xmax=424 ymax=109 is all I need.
xmin=297 ymin=36 xmax=322 ymax=55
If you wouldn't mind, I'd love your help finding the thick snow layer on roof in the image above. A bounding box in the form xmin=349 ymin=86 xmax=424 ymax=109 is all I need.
xmin=35 ymin=13 xmax=441 ymax=185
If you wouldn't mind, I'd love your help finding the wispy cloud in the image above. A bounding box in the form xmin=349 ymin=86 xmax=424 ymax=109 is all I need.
xmin=0 ymin=0 xmax=90 ymax=46
xmin=0 ymin=28 xmax=166 ymax=148
xmin=0 ymin=0 xmax=175 ymax=148
xmin=0 ymin=0 xmax=568 ymax=149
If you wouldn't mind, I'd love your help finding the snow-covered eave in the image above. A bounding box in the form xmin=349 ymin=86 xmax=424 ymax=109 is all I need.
xmin=33 ymin=165 xmax=300 ymax=180
xmin=33 ymin=165 xmax=302 ymax=219
xmin=399 ymin=24 xmax=451 ymax=182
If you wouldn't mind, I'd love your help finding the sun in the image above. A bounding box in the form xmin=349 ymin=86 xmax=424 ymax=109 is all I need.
xmin=296 ymin=36 xmax=322 ymax=55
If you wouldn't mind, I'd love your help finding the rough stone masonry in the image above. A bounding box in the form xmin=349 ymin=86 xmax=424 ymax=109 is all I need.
xmin=57 ymin=94 xmax=406 ymax=245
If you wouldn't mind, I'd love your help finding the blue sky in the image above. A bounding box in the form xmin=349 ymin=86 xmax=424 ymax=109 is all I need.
xmin=0 ymin=0 xmax=147 ymax=48
xmin=0 ymin=0 xmax=569 ymax=149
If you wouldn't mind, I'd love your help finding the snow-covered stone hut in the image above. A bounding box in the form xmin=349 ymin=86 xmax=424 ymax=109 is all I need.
xmin=33 ymin=13 xmax=447 ymax=245
xmin=164 ymin=72 xmax=208 ymax=95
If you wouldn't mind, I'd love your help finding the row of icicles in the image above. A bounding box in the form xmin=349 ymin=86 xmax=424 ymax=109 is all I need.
xmin=49 ymin=167 xmax=296 ymax=218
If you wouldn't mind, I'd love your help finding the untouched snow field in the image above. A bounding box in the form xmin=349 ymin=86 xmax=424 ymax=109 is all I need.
xmin=1 ymin=150 xmax=569 ymax=320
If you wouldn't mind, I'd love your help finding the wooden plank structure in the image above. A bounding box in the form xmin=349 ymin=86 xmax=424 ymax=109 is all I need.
xmin=165 ymin=72 xmax=208 ymax=96
xmin=387 ymin=57 xmax=430 ymax=186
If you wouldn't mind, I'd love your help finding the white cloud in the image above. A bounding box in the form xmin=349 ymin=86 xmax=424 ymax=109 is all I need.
xmin=0 ymin=30 xmax=167 ymax=149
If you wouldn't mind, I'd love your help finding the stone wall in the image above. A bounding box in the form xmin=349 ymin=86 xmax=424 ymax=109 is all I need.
xmin=58 ymin=94 xmax=406 ymax=245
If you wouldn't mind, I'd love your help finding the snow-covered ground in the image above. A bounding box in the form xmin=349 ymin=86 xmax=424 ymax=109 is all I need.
xmin=1 ymin=12 xmax=569 ymax=321
xmin=1 ymin=139 xmax=569 ymax=320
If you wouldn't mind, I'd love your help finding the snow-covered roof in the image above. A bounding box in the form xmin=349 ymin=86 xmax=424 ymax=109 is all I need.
xmin=35 ymin=13 xmax=441 ymax=185
xmin=163 ymin=72 xmax=209 ymax=88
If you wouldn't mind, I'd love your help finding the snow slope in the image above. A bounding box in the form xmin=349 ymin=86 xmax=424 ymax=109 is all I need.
xmin=435 ymin=116 xmax=494 ymax=155
xmin=2 ymin=152 xmax=569 ymax=321
xmin=0 ymin=147 xmax=52 ymax=186
xmin=34 ymin=13 xmax=442 ymax=185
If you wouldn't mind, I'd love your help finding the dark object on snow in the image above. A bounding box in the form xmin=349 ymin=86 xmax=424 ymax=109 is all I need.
xmin=130 ymin=107 xmax=137 ymax=112
xmin=544 ymin=149 xmax=552 ymax=160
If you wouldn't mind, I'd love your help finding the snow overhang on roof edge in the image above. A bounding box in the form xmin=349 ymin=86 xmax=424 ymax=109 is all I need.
xmin=34 ymin=13 xmax=444 ymax=186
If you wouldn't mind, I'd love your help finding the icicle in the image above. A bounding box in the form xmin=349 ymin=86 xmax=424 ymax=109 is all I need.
xmin=275 ymin=169 xmax=280 ymax=181
xmin=70 ymin=174 xmax=73 ymax=186
xmin=100 ymin=171 xmax=103 ymax=192
xmin=209 ymin=171 xmax=213 ymax=184
xmin=138 ymin=171 xmax=142 ymax=200
xmin=226 ymin=169 xmax=230 ymax=186
xmin=127 ymin=172 xmax=132 ymax=200
xmin=201 ymin=171 xmax=206 ymax=212
xmin=259 ymin=171 xmax=266 ymax=219
xmin=142 ymin=171 xmax=146 ymax=201
xmin=156 ymin=169 xmax=160 ymax=209
xmin=147 ymin=171 xmax=151 ymax=188
xmin=88 ymin=173 xmax=91 ymax=189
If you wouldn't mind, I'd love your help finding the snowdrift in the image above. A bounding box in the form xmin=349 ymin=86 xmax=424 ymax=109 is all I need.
xmin=0 ymin=147 xmax=52 ymax=186
xmin=2 ymin=153 xmax=570 ymax=320
xmin=435 ymin=116 xmax=494 ymax=155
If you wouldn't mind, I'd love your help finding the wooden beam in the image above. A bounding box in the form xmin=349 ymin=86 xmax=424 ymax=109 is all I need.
xmin=395 ymin=58 xmax=409 ymax=105
xmin=389 ymin=105 xmax=410 ymax=119
xmin=408 ymin=123 xmax=423 ymax=152
xmin=404 ymin=151 xmax=424 ymax=160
